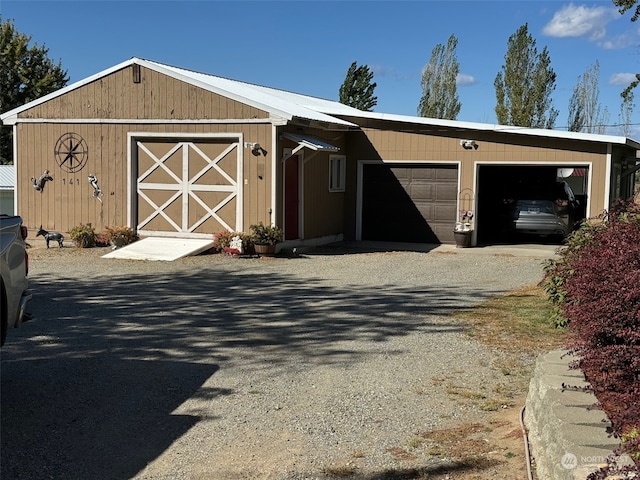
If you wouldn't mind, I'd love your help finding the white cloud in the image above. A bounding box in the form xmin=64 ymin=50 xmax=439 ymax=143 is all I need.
xmin=369 ymin=64 xmax=397 ymax=78
xmin=609 ymin=72 xmax=640 ymax=86
xmin=598 ymin=33 xmax=637 ymax=50
xmin=543 ymin=3 xmax=618 ymax=40
xmin=456 ymin=73 xmax=476 ymax=86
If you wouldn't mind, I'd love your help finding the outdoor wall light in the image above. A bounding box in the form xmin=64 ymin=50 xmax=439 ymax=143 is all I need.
xmin=244 ymin=142 xmax=268 ymax=156
xmin=460 ymin=139 xmax=478 ymax=150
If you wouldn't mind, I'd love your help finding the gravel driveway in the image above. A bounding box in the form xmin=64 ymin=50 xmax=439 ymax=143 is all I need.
xmin=1 ymin=243 xmax=553 ymax=480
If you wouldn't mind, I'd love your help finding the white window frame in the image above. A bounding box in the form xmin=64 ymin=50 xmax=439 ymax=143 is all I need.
xmin=329 ymin=154 xmax=346 ymax=192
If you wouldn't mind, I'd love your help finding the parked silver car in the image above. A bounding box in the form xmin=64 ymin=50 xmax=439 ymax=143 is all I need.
xmin=511 ymin=199 xmax=572 ymax=237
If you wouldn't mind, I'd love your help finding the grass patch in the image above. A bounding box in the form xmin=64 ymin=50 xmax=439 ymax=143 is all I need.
xmin=417 ymin=423 xmax=493 ymax=459
xmin=440 ymin=285 xmax=567 ymax=411
xmin=458 ymin=284 xmax=565 ymax=355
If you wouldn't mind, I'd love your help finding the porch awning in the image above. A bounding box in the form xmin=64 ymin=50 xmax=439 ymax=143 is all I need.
xmin=281 ymin=132 xmax=340 ymax=152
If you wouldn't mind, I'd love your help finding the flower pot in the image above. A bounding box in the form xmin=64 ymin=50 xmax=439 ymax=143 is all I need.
xmin=453 ymin=230 xmax=472 ymax=248
xmin=254 ymin=244 xmax=277 ymax=256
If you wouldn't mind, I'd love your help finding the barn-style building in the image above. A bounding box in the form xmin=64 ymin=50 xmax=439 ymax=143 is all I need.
xmin=2 ymin=57 xmax=638 ymax=249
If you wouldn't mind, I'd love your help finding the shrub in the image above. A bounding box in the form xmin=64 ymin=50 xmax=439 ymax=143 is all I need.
xmin=95 ymin=233 xmax=110 ymax=247
xmin=104 ymin=226 xmax=139 ymax=247
xmin=68 ymin=223 xmax=97 ymax=248
xmin=212 ymin=231 xmax=254 ymax=253
xmin=541 ymin=219 xmax=606 ymax=327
xmin=547 ymin=198 xmax=640 ymax=476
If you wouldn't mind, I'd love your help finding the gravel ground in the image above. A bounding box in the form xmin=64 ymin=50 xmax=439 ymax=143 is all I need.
xmin=1 ymin=242 xmax=553 ymax=480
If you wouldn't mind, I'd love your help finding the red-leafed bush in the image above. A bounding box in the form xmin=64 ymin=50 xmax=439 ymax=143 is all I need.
xmin=543 ymin=198 xmax=640 ymax=476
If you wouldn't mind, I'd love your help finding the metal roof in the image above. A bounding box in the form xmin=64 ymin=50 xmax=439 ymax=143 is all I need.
xmin=281 ymin=132 xmax=340 ymax=152
xmin=344 ymin=110 xmax=640 ymax=148
xmin=0 ymin=165 xmax=15 ymax=190
xmin=1 ymin=56 xmax=639 ymax=149
xmin=0 ymin=57 xmax=359 ymax=129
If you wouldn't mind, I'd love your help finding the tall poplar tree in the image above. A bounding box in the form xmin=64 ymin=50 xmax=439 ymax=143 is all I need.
xmin=619 ymin=92 xmax=634 ymax=137
xmin=494 ymin=24 xmax=558 ymax=129
xmin=338 ymin=61 xmax=377 ymax=111
xmin=567 ymin=61 xmax=609 ymax=133
xmin=0 ymin=17 xmax=68 ymax=164
xmin=417 ymin=34 xmax=461 ymax=120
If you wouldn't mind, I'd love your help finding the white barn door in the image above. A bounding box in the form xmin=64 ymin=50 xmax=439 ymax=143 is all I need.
xmin=134 ymin=135 xmax=242 ymax=237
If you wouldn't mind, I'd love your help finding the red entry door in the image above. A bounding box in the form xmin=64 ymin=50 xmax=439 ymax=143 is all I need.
xmin=284 ymin=155 xmax=299 ymax=240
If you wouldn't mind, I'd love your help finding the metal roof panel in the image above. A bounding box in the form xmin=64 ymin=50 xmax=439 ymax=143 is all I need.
xmin=0 ymin=165 xmax=15 ymax=189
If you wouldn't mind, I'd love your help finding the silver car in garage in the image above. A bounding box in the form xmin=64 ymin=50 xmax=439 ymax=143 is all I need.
xmin=512 ymin=199 xmax=572 ymax=238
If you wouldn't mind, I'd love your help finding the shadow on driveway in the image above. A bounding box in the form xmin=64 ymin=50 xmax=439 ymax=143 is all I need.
xmin=1 ymin=357 xmax=221 ymax=479
xmin=2 ymin=255 xmax=516 ymax=479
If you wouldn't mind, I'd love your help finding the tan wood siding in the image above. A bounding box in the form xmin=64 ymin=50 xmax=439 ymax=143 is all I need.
xmin=18 ymin=66 xmax=270 ymax=121
xmin=356 ymin=126 xmax=609 ymax=219
xmin=302 ymin=152 xmax=344 ymax=238
xmin=16 ymin=122 xmax=273 ymax=239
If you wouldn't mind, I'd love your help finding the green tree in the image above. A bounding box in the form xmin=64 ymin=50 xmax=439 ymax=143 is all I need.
xmin=567 ymin=61 xmax=609 ymax=133
xmin=614 ymin=1 xmax=640 ymax=103
xmin=494 ymin=24 xmax=558 ymax=129
xmin=338 ymin=61 xmax=377 ymax=111
xmin=614 ymin=0 xmax=640 ymax=20
xmin=619 ymin=90 xmax=634 ymax=137
xmin=417 ymin=34 xmax=461 ymax=120
xmin=0 ymin=17 xmax=68 ymax=164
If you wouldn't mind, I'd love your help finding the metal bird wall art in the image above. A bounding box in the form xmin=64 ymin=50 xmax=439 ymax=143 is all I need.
xmin=31 ymin=170 xmax=54 ymax=192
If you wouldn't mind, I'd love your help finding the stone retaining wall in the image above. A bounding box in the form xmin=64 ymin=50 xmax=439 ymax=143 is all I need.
xmin=524 ymin=349 xmax=631 ymax=480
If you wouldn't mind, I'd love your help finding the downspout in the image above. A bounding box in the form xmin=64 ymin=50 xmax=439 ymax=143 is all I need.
xmin=603 ymin=143 xmax=612 ymax=212
xmin=271 ymin=125 xmax=278 ymax=226
xmin=12 ymin=124 xmax=18 ymax=215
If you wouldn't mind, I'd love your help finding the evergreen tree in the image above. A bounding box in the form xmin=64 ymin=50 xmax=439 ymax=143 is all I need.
xmin=494 ymin=24 xmax=558 ymax=129
xmin=0 ymin=17 xmax=68 ymax=164
xmin=614 ymin=0 xmax=640 ymax=21
xmin=338 ymin=61 xmax=377 ymax=111
xmin=614 ymin=1 xmax=640 ymax=103
xmin=418 ymin=34 xmax=461 ymax=120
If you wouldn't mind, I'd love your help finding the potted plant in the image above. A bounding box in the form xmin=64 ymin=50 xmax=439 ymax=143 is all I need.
xmin=250 ymin=222 xmax=283 ymax=256
xmin=453 ymin=210 xmax=473 ymax=248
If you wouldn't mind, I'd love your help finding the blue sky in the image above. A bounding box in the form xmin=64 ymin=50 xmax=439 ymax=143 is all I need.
xmin=3 ymin=1 xmax=640 ymax=136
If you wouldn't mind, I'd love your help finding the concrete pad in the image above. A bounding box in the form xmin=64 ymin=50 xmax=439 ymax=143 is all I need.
xmin=101 ymin=237 xmax=215 ymax=261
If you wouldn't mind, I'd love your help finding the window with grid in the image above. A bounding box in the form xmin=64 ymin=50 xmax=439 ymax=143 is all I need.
xmin=329 ymin=155 xmax=346 ymax=192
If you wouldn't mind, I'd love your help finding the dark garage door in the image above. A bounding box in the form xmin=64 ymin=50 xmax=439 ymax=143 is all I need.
xmin=362 ymin=164 xmax=458 ymax=244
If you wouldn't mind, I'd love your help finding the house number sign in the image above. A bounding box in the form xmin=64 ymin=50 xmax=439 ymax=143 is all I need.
xmin=54 ymin=133 xmax=88 ymax=173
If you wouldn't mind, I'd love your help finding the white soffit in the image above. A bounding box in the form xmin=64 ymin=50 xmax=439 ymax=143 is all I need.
xmin=281 ymin=132 xmax=340 ymax=152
